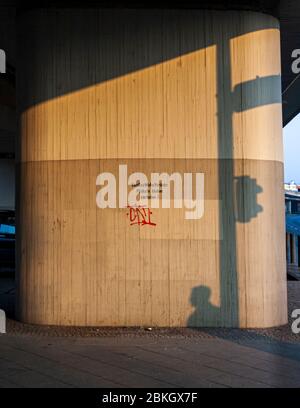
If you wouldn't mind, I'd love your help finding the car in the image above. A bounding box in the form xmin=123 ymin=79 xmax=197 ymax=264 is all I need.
xmin=0 ymin=211 xmax=15 ymax=275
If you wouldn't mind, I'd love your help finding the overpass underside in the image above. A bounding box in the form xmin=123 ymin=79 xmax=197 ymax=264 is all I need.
xmin=11 ymin=6 xmax=288 ymax=328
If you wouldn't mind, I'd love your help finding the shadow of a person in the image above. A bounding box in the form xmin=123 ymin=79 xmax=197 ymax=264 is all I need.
xmin=187 ymin=286 xmax=221 ymax=327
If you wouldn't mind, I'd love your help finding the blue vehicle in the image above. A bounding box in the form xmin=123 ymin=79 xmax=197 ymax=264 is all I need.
xmin=0 ymin=211 xmax=15 ymax=274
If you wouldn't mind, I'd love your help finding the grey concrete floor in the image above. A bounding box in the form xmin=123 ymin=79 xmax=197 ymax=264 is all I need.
xmin=1 ymin=333 xmax=300 ymax=388
xmin=0 ymin=279 xmax=300 ymax=388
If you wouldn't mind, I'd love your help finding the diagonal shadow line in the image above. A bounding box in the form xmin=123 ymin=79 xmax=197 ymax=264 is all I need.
xmin=17 ymin=8 xmax=278 ymax=111
xmin=15 ymin=8 xmax=283 ymax=327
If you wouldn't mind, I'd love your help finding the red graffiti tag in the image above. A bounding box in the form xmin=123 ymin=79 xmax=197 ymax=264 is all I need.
xmin=126 ymin=206 xmax=156 ymax=227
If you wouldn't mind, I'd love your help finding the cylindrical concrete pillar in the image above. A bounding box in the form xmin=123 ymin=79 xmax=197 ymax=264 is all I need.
xmin=16 ymin=8 xmax=287 ymax=327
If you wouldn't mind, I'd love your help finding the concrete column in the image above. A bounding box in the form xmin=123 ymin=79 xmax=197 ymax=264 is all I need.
xmin=16 ymin=9 xmax=287 ymax=327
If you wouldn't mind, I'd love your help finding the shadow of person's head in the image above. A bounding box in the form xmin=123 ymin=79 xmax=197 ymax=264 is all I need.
xmin=190 ymin=285 xmax=212 ymax=308
xmin=188 ymin=285 xmax=221 ymax=327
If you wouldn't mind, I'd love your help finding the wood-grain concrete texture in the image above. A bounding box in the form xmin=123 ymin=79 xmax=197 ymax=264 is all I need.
xmin=16 ymin=9 xmax=287 ymax=327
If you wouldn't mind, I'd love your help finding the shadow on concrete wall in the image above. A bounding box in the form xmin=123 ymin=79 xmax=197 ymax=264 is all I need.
xmin=14 ymin=8 xmax=281 ymax=327
xmin=187 ymin=13 xmax=275 ymax=326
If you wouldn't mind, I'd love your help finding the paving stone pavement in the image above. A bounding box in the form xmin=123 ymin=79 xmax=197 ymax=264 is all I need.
xmin=0 ymin=279 xmax=300 ymax=388
xmin=1 ymin=334 xmax=300 ymax=388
